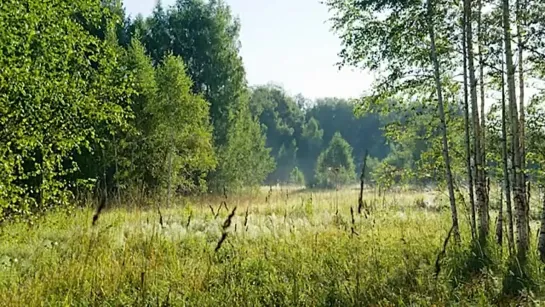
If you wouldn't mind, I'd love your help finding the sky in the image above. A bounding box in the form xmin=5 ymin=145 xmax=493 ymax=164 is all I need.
xmin=123 ymin=0 xmax=373 ymax=100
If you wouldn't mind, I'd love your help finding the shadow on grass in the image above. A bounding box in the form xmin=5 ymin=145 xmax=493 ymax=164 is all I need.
xmin=499 ymin=255 xmax=537 ymax=303
xmin=446 ymin=240 xmax=493 ymax=285
xmin=438 ymin=239 xmax=502 ymax=304
xmin=442 ymin=238 xmax=540 ymax=304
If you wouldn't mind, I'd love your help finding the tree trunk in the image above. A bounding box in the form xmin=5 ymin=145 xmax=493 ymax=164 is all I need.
xmin=167 ymin=131 xmax=174 ymax=208
xmin=503 ymin=0 xmax=529 ymax=258
xmin=477 ymin=0 xmax=489 ymax=217
xmin=358 ymin=150 xmax=369 ymax=215
xmin=428 ymin=0 xmax=460 ymax=242
xmin=538 ymin=188 xmax=545 ymax=262
xmin=102 ymin=148 xmax=109 ymax=205
xmin=167 ymin=149 xmax=172 ymax=207
xmin=501 ymin=58 xmax=515 ymax=253
xmin=465 ymin=0 xmax=487 ymax=241
xmin=516 ymin=0 xmax=530 ymax=241
xmin=113 ymin=134 xmax=120 ymax=204
xmin=462 ymin=11 xmax=477 ymax=239
xmin=497 ymin=183 xmax=504 ymax=246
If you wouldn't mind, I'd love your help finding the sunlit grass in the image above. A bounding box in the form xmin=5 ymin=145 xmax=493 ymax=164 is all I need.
xmin=1 ymin=187 xmax=544 ymax=306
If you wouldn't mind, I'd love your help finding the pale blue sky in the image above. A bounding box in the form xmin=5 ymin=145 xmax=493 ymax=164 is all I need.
xmin=123 ymin=0 xmax=373 ymax=99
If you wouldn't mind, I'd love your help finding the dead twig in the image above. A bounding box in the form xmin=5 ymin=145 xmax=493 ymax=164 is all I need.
xmin=350 ymin=206 xmax=359 ymax=237
xmin=186 ymin=211 xmax=192 ymax=228
xmin=92 ymin=194 xmax=107 ymax=226
xmin=434 ymin=224 xmax=455 ymax=278
xmin=209 ymin=205 xmax=219 ymax=219
xmin=215 ymin=207 xmax=237 ymax=252
xmin=157 ymin=205 xmax=164 ymax=228
xmin=358 ymin=150 xmax=369 ymax=215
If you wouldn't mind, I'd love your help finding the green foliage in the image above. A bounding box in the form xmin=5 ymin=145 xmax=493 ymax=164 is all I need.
xmin=151 ymin=54 xmax=216 ymax=193
xmin=250 ymin=85 xmax=303 ymax=145
xmin=307 ymin=98 xmax=388 ymax=161
xmin=325 ymin=0 xmax=466 ymax=190
xmin=249 ymin=85 xmax=304 ymax=184
xmin=289 ymin=167 xmax=306 ymax=186
xmin=0 ymin=0 xmax=133 ymax=219
xmin=212 ymin=107 xmax=275 ymax=191
xmin=136 ymin=0 xmax=274 ymax=190
xmin=298 ymin=117 xmax=324 ymax=184
xmin=269 ymin=141 xmax=298 ymax=184
xmin=119 ymin=39 xmax=159 ymax=189
xmin=526 ymin=100 xmax=545 ymax=184
xmin=315 ymin=133 xmax=356 ymax=188
xmin=362 ymin=155 xmax=380 ymax=182
xmin=248 ymin=87 xmax=389 ymax=186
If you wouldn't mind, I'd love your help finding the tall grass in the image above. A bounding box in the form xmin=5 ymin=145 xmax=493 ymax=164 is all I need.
xmin=0 ymin=187 xmax=544 ymax=306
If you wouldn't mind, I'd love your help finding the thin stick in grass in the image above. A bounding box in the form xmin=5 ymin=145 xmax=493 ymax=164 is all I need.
xmin=220 ymin=200 xmax=229 ymax=212
xmin=266 ymin=185 xmax=273 ymax=203
xmin=157 ymin=205 xmax=164 ymax=228
xmin=222 ymin=207 xmax=236 ymax=229
xmin=92 ymin=194 xmax=107 ymax=226
xmin=358 ymin=150 xmax=369 ymax=215
xmin=209 ymin=205 xmax=218 ymax=219
xmin=434 ymin=224 xmax=455 ymax=278
xmin=350 ymin=206 xmax=359 ymax=237
xmin=215 ymin=207 xmax=237 ymax=252
xmin=186 ymin=211 xmax=192 ymax=228
xmin=243 ymin=207 xmax=249 ymax=230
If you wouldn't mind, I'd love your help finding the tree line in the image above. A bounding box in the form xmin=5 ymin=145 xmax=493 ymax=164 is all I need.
xmin=248 ymin=85 xmax=391 ymax=187
xmin=0 ymin=0 xmax=276 ymax=220
xmin=0 ymin=0 xmax=399 ymax=222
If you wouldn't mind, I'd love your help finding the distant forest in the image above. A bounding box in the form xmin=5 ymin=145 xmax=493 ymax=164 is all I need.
xmin=249 ymin=85 xmax=389 ymax=187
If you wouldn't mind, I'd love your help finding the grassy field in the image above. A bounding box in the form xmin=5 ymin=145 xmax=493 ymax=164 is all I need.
xmin=1 ymin=186 xmax=545 ymax=306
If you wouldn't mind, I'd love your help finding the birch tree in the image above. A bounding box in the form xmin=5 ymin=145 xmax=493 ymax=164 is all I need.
xmin=462 ymin=9 xmax=477 ymax=239
xmin=327 ymin=0 xmax=461 ymax=240
xmin=464 ymin=0 xmax=488 ymax=241
xmin=502 ymin=0 xmax=529 ymax=258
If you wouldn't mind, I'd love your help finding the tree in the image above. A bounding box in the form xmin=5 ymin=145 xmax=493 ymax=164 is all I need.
xmin=315 ymin=133 xmax=356 ymax=188
xmin=527 ymin=100 xmax=545 ymax=261
xmin=249 ymin=85 xmax=304 ymax=183
xmin=307 ymin=98 xmax=388 ymax=163
xmin=122 ymin=39 xmax=159 ymax=191
xmin=464 ymin=0 xmax=488 ymax=242
xmin=0 ymin=0 xmax=133 ymax=219
xmin=271 ymin=140 xmax=299 ymax=183
xmin=326 ymin=0 xmax=461 ymax=240
xmin=462 ymin=8 xmax=477 ymax=238
xmin=299 ymin=117 xmax=324 ymax=185
xmin=213 ymin=108 xmax=275 ymax=190
xmin=429 ymin=0 xmax=460 ymax=241
xmin=502 ymin=0 xmax=529 ymax=259
xmin=152 ymin=54 xmax=216 ymax=196
xmin=136 ymin=0 xmax=274 ymax=190
xmin=143 ymin=1 xmax=171 ymax=66
xmin=500 ymin=57 xmax=515 ymax=253
xmin=289 ymin=167 xmax=306 ymax=186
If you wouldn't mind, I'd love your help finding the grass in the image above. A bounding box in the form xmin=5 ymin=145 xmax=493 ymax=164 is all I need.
xmin=1 ymin=186 xmax=545 ymax=306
